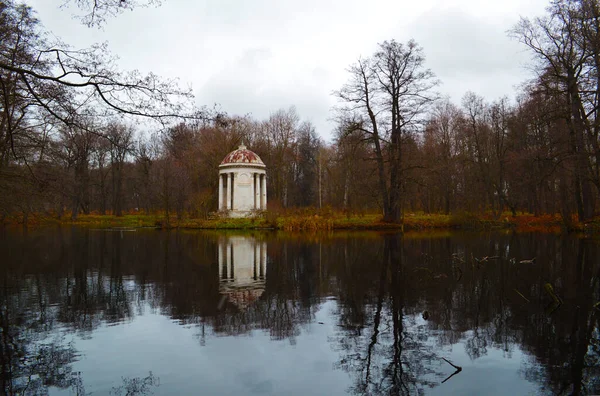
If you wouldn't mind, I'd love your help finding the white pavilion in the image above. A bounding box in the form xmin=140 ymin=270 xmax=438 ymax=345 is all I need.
xmin=218 ymin=144 xmax=267 ymax=217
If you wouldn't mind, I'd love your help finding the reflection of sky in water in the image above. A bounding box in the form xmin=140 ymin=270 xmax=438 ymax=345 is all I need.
xmin=54 ymin=301 xmax=351 ymax=396
xmin=422 ymin=326 xmax=538 ymax=396
xmin=50 ymin=301 xmax=540 ymax=396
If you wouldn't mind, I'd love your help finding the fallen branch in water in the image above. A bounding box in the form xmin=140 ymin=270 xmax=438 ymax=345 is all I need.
xmin=514 ymin=288 xmax=531 ymax=303
xmin=544 ymin=283 xmax=562 ymax=304
xmin=544 ymin=282 xmax=563 ymax=314
xmin=441 ymin=357 xmax=462 ymax=384
xmin=453 ymin=266 xmax=463 ymax=282
xmin=519 ymin=257 xmax=536 ymax=264
xmin=474 ymin=255 xmax=500 ymax=263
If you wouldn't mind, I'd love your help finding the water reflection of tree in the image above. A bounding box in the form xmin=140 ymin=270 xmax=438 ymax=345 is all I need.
xmin=0 ymin=229 xmax=152 ymax=394
xmin=110 ymin=372 xmax=160 ymax=396
xmin=332 ymin=235 xmax=440 ymax=395
xmin=329 ymin=233 xmax=600 ymax=395
xmin=518 ymin=238 xmax=600 ymax=395
xmin=0 ymin=273 xmax=78 ymax=394
xmin=56 ymin=231 xmax=135 ymax=334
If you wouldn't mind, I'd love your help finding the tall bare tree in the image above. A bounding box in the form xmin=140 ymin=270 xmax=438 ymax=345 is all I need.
xmin=422 ymin=99 xmax=462 ymax=214
xmin=512 ymin=0 xmax=599 ymax=220
xmin=335 ymin=39 xmax=438 ymax=223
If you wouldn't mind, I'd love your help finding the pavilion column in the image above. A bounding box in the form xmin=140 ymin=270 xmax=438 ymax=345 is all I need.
xmin=261 ymin=173 xmax=267 ymax=210
xmin=259 ymin=174 xmax=264 ymax=210
xmin=218 ymin=173 xmax=223 ymax=210
xmin=254 ymin=173 xmax=260 ymax=210
xmin=229 ymin=173 xmax=235 ymax=210
xmin=225 ymin=172 xmax=232 ymax=210
xmin=256 ymin=174 xmax=260 ymax=210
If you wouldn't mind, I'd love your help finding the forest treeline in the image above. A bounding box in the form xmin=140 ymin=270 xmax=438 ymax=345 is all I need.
xmin=1 ymin=0 xmax=600 ymax=224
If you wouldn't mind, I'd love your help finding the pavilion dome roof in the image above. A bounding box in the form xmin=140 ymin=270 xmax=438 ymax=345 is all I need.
xmin=220 ymin=144 xmax=265 ymax=167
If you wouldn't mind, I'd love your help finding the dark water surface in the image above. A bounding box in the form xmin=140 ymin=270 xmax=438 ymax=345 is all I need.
xmin=0 ymin=228 xmax=599 ymax=395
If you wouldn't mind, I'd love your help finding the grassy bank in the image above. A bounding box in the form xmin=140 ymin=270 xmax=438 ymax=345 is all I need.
xmin=2 ymin=210 xmax=583 ymax=232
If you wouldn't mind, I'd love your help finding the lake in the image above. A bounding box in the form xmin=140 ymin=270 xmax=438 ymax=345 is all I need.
xmin=0 ymin=228 xmax=598 ymax=395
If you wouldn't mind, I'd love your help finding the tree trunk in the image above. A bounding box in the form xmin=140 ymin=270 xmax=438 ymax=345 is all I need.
xmin=568 ymin=73 xmax=594 ymax=221
xmin=113 ymin=165 xmax=123 ymax=217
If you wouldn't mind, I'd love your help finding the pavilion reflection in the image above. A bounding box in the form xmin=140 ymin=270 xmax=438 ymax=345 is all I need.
xmin=218 ymin=236 xmax=267 ymax=310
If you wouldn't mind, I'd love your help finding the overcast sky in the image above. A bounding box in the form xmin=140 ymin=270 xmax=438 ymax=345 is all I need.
xmin=28 ymin=0 xmax=549 ymax=141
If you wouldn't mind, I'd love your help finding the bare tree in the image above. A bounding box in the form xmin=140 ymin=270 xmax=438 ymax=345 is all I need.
xmin=0 ymin=1 xmax=209 ymax=220
xmin=0 ymin=1 xmax=201 ymax=161
xmin=335 ymin=39 xmax=438 ymax=223
xmin=512 ymin=0 xmax=598 ymax=220
xmin=63 ymin=0 xmax=163 ymax=27
xmin=260 ymin=107 xmax=299 ymax=207
xmin=422 ymin=99 xmax=462 ymax=214
xmin=107 ymin=123 xmax=134 ymax=216
xmin=59 ymin=122 xmax=97 ymax=219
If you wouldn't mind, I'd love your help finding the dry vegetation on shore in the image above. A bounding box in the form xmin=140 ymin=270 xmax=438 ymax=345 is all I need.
xmin=3 ymin=209 xmax=593 ymax=233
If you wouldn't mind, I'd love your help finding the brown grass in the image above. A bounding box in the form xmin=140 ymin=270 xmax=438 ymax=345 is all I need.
xmin=1 ymin=209 xmax=596 ymax=233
